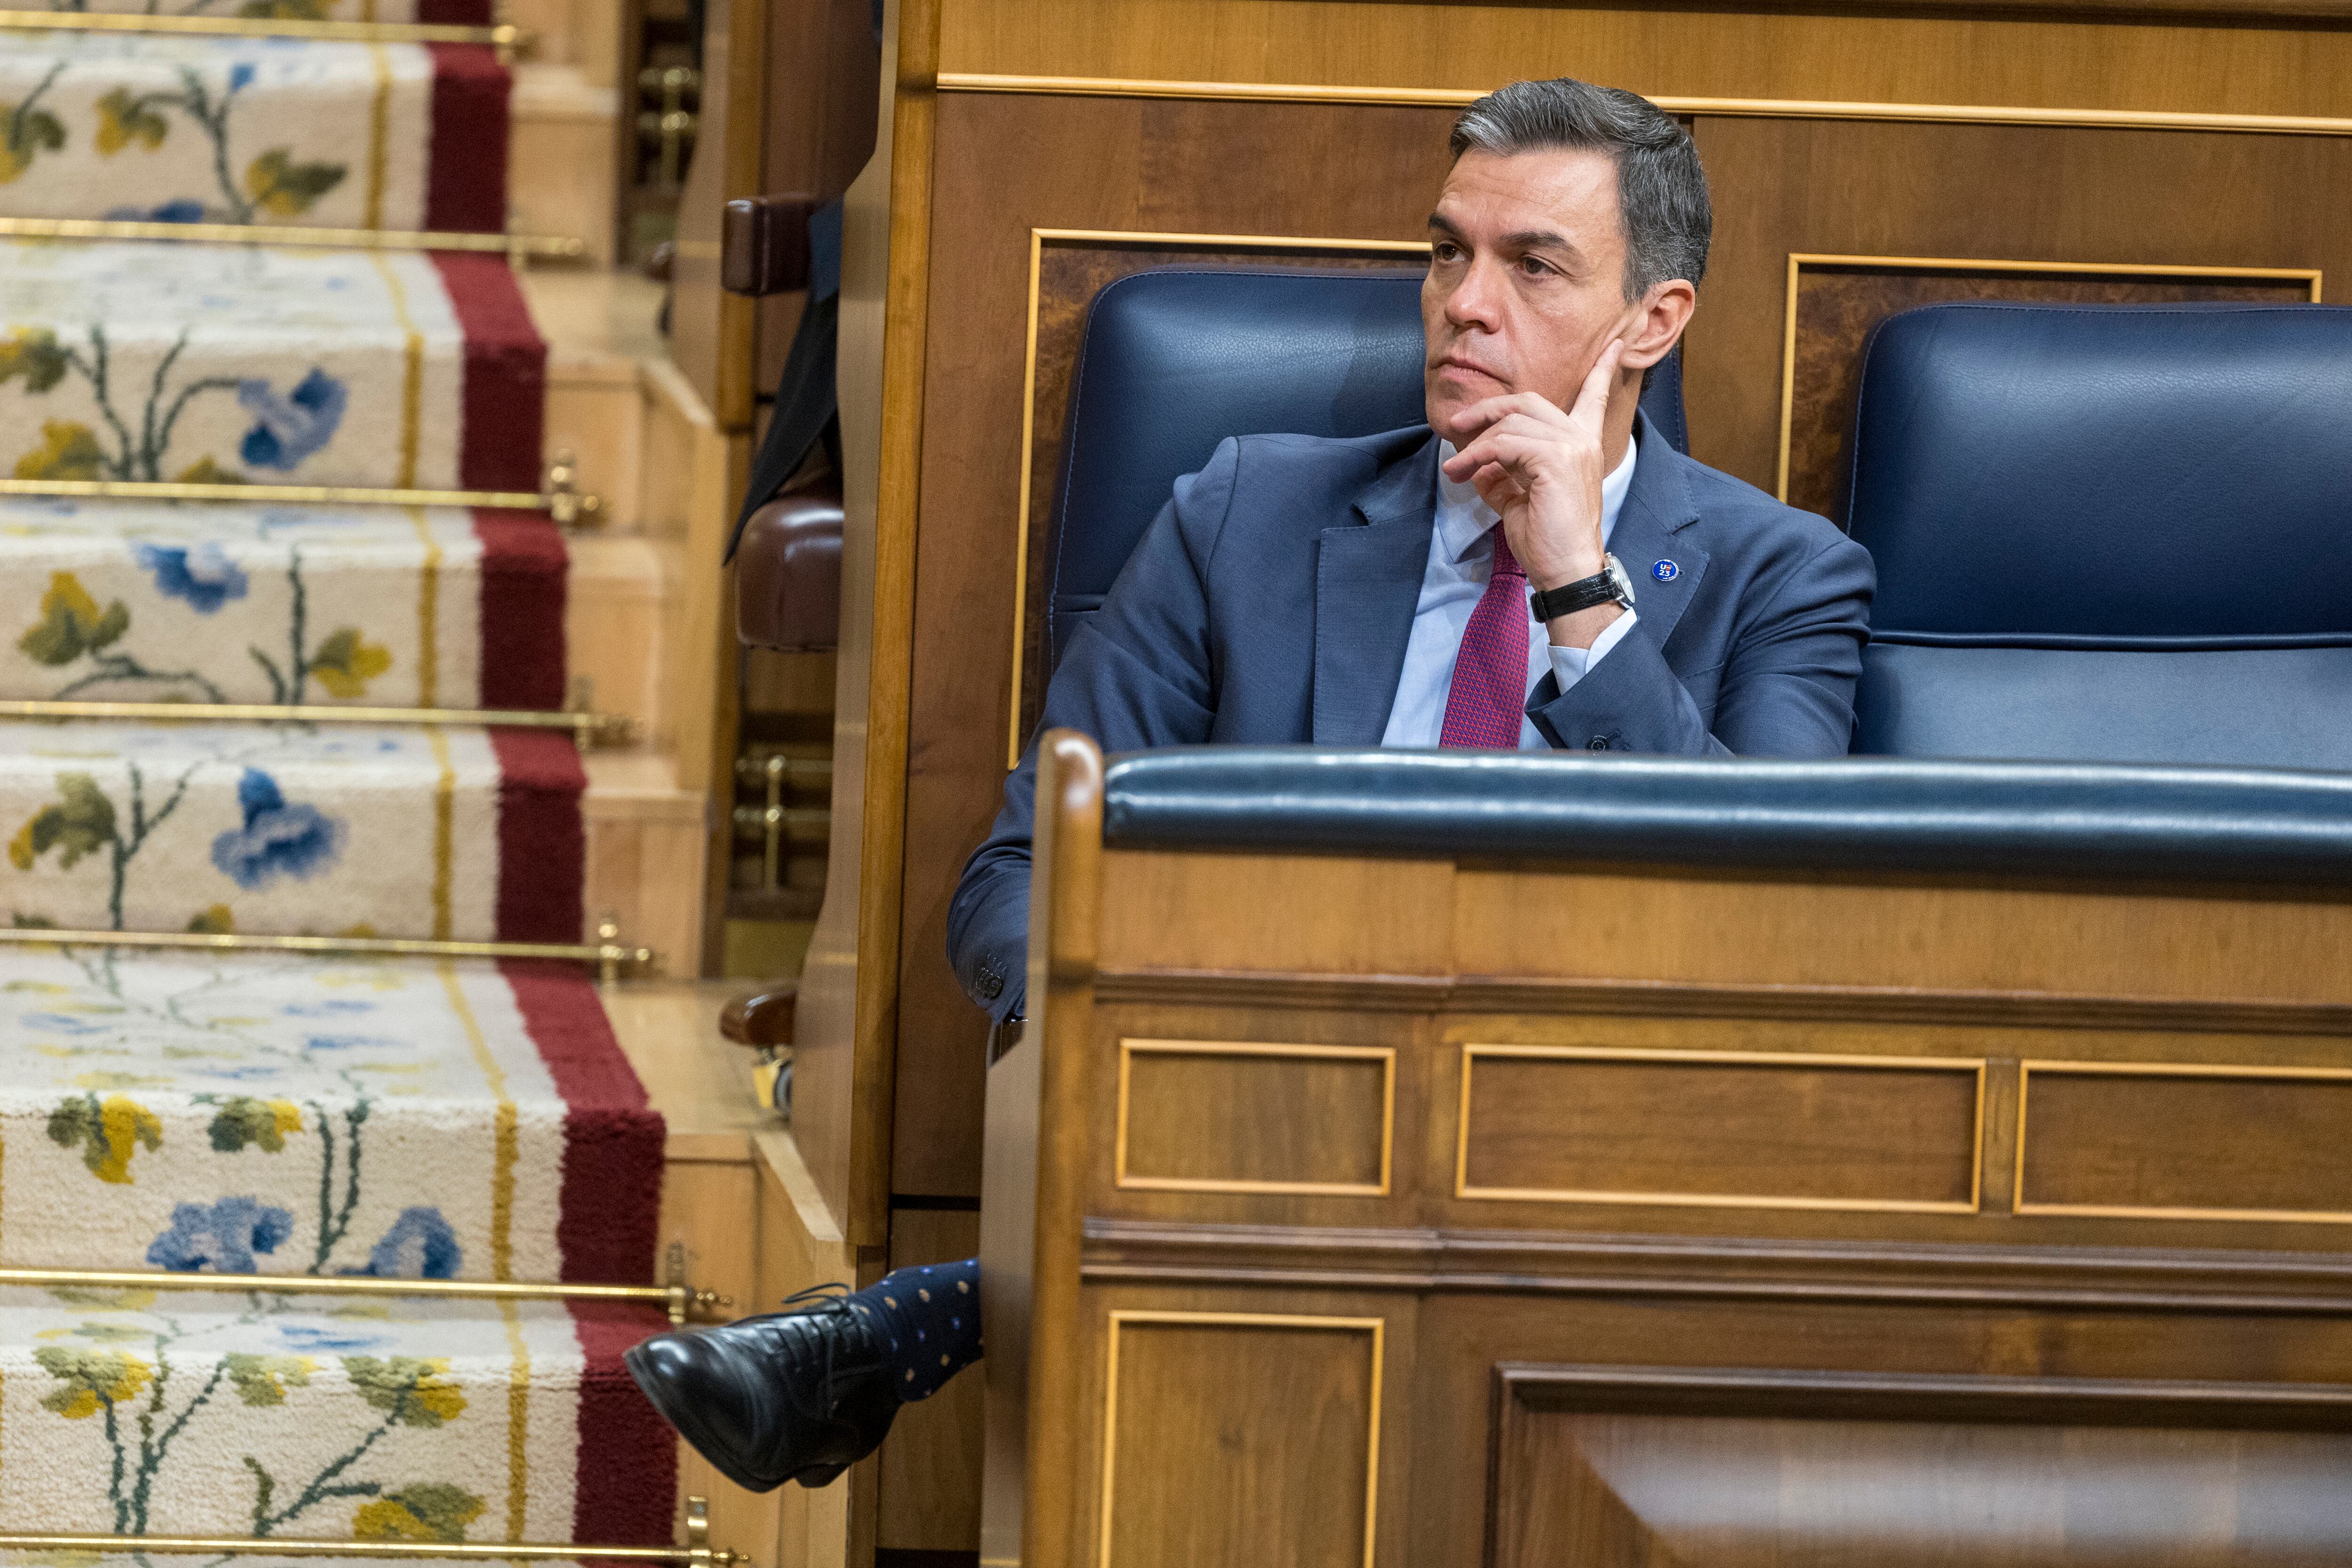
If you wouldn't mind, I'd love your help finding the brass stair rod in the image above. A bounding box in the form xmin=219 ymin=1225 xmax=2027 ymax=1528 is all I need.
xmin=0 ymin=9 xmax=526 ymax=49
xmin=0 ymin=1496 xmax=739 ymax=1563
xmin=0 ymin=475 xmax=600 ymax=523
xmin=0 ymin=925 xmax=658 ymax=981
xmin=0 ymin=1266 xmax=727 ymax=1327
xmin=0 ymin=699 xmax=635 ymax=750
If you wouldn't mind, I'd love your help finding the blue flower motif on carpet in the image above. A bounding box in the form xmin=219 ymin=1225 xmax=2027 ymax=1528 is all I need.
xmin=105 ymin=200 xmax=209 ymax=224
xmin=147 ymin=1196 xmax=294 ymax=1272
xmin=351 ymin=1207 xmax=462 ymax=1279
xmin=228 ymin=63 xmax=256 ymax=94
xmin=280 ymin=1000 xmax=373 ymax=1018
xmin=275 ymin=1323 xmax=392 ymax=1353
xmin=211 ymin=769 xmax=344 ymax=889
xmin=134 ymin=542 xmax=250 ymax=613
xmin=237 ymin=369 xmax=348 ymax=470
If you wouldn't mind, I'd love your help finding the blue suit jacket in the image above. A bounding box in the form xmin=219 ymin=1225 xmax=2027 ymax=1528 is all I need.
xmin=949 ymin=413 xmax=1875 ymax=1020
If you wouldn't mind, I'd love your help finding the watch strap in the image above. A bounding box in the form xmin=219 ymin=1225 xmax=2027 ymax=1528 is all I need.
xmin=1529 ymin=569 xmax=1625 ymax=621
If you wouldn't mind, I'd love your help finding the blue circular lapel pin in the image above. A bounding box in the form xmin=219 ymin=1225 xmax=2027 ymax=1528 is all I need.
xmin=1653 ymin=560 xmax=1679 ymax=582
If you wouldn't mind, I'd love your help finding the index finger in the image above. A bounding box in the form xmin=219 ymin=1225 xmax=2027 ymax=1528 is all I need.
xmin=1566 ymin=340 xmax=1626 ymax=436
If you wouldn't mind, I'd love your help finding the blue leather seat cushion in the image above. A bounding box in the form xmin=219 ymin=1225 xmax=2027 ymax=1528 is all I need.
xmin=1856 ymin=644 xmax=2352 ymax=768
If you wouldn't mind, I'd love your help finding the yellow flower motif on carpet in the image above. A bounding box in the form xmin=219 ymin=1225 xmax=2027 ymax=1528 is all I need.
xmin=0 ymin=327 xmax=70 ymax=392
xmin=245 ymin=149 xmax=348 ymax=217
xmin=94 ymin=89 xmax=170 ymax=156
xmin=224 ymin=1352 xmax=318 ymax=1407
xmin=345 ymin=1355 xmax=467 ymax=1426
xmin=307 ymin=628 xmax=394 ymax=698
xmin=48 ymin=1093 xmax=164 ymax=1184
xmin=188 ymin=904 xmax=236 ymax=934
xmin=16 ymin=421 xmax=108 ymax=481
xmin=353 ymin=1484 xmax=486 ymax=1545
xmin=33 ymin=1346 xmax=154 ymax=1417
xmin=19 ymin=572 xmax=131 ymax=667
xmin=175 ymin=456 xmax=245 ymax=485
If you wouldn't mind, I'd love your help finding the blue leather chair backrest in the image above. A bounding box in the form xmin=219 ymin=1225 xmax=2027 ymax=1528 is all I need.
xmin=1847 ymin=301 xmax=2352 ymax=769
xmin=1041 ymin=266 xmax=1688 ymax=678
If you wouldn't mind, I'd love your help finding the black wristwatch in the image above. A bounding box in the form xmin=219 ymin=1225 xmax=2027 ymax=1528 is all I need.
xmin=1528 ymin=553 xmax=1636 ymax=622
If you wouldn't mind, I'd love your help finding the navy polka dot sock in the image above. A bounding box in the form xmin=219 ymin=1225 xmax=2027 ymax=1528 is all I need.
xmin=842 ymin=1257 xmax=983 ymax=1402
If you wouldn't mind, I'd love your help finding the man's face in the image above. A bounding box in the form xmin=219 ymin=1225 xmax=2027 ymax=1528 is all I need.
xmin=1422 ymin=147 xmax=1644 ymax=438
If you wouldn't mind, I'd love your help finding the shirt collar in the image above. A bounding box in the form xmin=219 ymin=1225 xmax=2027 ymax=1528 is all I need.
xmin=1432 ymin=431 xmax=1639 ymax=566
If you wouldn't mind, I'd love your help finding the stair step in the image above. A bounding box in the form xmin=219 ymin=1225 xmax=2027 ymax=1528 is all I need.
xmin=0 ymin=720 xmax=583 ymax=942
xmin=0 ymin=33 xmax=508 ymax=233
xmin=0 ymin=1286 xmax=672 ymax=1544
xmin=0 ymin=239 xmax=542 ymax=493
xmin=0 ymin=496 xmax=567 ymax=712
xmin=0 ymin=947 xmax=661 ymax=1281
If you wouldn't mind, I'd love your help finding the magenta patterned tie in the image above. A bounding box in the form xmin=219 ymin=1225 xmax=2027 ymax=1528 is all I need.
xmin=1439 ymin=529 xmax=1530 ymax=749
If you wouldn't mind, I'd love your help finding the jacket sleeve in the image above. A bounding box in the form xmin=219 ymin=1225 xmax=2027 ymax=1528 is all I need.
xmin=945 ymin=438 xmax=1242 ymax=1022
xmin=1525 ymin=533 xmax=1874 ymax=757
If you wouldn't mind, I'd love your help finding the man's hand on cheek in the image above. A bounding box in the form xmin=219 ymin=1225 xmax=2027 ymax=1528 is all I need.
xmin=1438 ymin=340 xmax=1625 ymax=592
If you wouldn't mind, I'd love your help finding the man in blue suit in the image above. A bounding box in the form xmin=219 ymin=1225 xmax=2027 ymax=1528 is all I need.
xmin=628 ymin=74 xmax=1875 ymax=1491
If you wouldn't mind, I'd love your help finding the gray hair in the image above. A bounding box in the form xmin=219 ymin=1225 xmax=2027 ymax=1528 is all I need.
xmin=1450 ymin=78 xmax=1712 ymax=300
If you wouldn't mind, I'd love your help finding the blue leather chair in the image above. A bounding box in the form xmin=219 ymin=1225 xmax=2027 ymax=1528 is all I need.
xmin=1040 ymin=266 xmax=1688 ymax=679
xmin=1847 ymin=301 xmax=2352 ymax=768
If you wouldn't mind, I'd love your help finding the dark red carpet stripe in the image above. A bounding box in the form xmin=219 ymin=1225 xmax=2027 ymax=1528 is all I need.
xmin=571 ymin=1300 xmax=680 ymax=1546
xmin=429 ymin=251 xmax=546 ymax=493
xmin=490 ymin=727 xmax=584 ymax=944
xmin=424 ymin=45 xmax=510 ymax=233
xmin=471 ymin=507 xmax=567 ymax=710
xmin=501 ymin=958 xmax=664 ymax=1284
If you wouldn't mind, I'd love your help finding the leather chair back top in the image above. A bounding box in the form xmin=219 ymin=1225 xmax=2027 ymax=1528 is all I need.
xmin=1041 ymin=266 xmax=1689 ymax=678
xmin=1847 ymin=301 xmax=2352 ymax=768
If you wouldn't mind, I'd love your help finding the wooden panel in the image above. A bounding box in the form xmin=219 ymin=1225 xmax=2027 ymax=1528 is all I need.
xmin=937 ymin=0 xmax=2352 ymax=120
xmin=1117 ymin=1040 xmax=1393 ymax=1195
xmin=1492 ymin=1366 xmax=2352 ymax=1567
xmin=2019 ymin=1063 xmax=2352 ymax=1223
xmin=1695 ymin=116 xmax=2352 ymax=489
xmin=1780 ymin=257 xmax=2317 ymax=517
xmin=1454 ymin=868 xmax=2352 ymax=1009
xmin=1095 ymin=850 xmax=1454 ymax=976
xmin=1457 ymin=1045 xmax=1982 ymax=1213
xmin=1101 ymin=1312 xmax=1382 ymax=1568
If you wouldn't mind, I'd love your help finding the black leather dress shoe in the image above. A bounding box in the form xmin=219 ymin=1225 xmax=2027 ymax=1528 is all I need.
xmin=624 ymin=1287 xmax=899 ymax=1491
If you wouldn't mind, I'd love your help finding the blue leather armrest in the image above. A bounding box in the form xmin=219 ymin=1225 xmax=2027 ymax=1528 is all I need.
xmin=1100 ymin=748 xmax=2352 ymax=888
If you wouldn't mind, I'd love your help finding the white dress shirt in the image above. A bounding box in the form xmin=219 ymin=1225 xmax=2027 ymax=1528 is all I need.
xmin=1379 ymin=438 xmax=1641 ymax=749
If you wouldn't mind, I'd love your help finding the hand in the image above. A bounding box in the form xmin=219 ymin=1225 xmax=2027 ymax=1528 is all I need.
xmin=1438 ymin=340 xmax=1624 ymax=594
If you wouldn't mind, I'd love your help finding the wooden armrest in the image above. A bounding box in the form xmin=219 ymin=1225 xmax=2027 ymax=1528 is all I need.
xmin=719 ymin=985 xmax=797 ymax=1049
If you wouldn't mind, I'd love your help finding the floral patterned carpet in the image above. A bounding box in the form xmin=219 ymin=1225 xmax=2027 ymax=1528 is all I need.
xmin=0 ymin=34 xmax=509 ymax=234
xmin=0 ymin=2 xmax=682 ymax=1552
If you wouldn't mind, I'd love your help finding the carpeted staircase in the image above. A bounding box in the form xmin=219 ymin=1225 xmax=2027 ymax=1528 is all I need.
xmin=0 ymin=4 xmax=683 ymax=1557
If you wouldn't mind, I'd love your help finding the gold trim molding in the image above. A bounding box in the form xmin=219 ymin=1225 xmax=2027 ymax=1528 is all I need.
xmin=1114 ymin=1039 xmax=1396 ymax=1196
xmin=0 ymin=215 xmax=580 ymax=258
xmin=2016 ymin=1058 xmax=2352 ymax=1225
xmin=1776 ymin=252 xmax=2324 ymax=501
xmin=1009 ymin=226 xmax=1430 ymax=769
xmin=938 ymin=72 xmax=2352 ymax=139
xmin=1099 ymin=1310 xmax=1383 ymax=1568
xmin=1455 ymin=1043 xmax=1987 ymax=1214
xmin=0 ymin=698 xmax=635 ymax=750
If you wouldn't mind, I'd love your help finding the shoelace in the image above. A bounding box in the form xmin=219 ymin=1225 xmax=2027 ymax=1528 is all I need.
xmin=773 ymin=1282 xmax=876 ymax=1422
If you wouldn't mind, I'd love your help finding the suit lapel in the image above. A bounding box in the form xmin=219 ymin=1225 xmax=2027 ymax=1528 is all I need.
xmin=1613 ymin=415 xmax=1708 ymax=657
xmin=1312 ymin=435 xmax=1438 ymax=745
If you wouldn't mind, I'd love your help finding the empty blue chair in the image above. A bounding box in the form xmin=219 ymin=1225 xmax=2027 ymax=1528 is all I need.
xmin=1847 ymin=301 xmax=2352 ymax=768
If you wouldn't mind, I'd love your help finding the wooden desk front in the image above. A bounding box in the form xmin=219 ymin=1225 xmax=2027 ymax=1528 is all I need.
xmin=982 ymin=733 xmax=2352 ymax=1566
